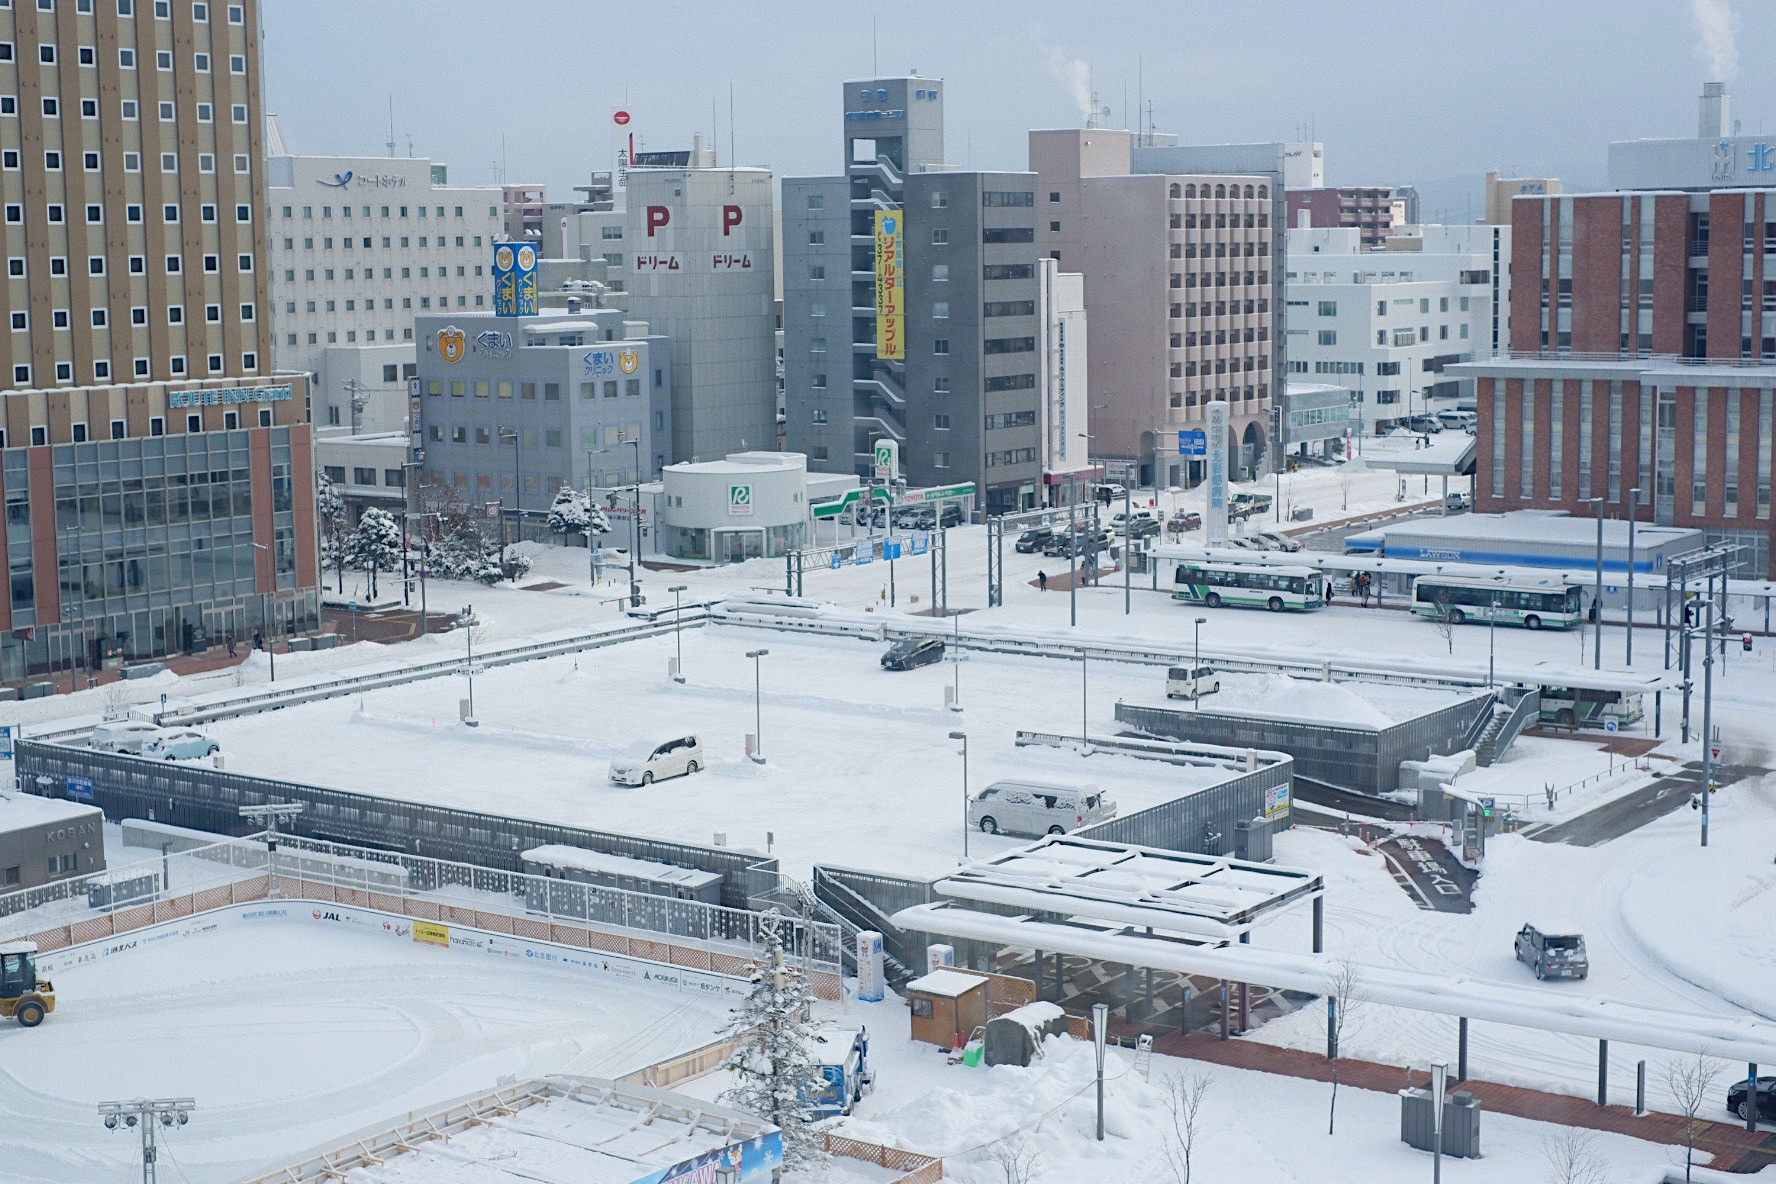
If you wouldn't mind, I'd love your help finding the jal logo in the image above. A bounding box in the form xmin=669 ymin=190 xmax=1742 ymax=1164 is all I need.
xmin=438 ymin=326 xmax=465 ymax=364
xmin=317 ymin=911 xmax=344 ymax=922
xmin=311 ymin=909 xmax=322 ymax=920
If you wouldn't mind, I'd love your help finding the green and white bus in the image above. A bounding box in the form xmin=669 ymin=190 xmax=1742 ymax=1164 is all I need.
xmin=1539 ymin=686 xmax=1645 ymax=729
xmin=1173 ymin=562 xmax=1326 ymax=612
xmin=1410 ymin=575 xmax=1584 ymax=631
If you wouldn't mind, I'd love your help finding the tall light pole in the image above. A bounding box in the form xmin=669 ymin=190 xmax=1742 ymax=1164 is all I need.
xmin=458 ymin=603 xmax=480 ymax=726
xmin=399 ymin=459 xmax=423 ymax=607
xmin=250 ymin=543 xmax=276 ymax=682
xmin=596 ymin=438 xmax=644 ymax=607
xmin=1193 ymin=617 xmax=1207 ymax=711
xmin=1068 ymin=472 xmax=1080 ymax=627
xmin=1430 ymin=1061 xmax=1448 ymax=1184
xmin=1700 ymin=601 xmax=1714 ymax=848
xmin=1488 ymin=586 xmax=1500 ymax=687
xmin=948 ymin=729 xmax=969 ymax=860
xmin=498 ymin=428 xmax=521 ymax=581
xmin=238 ymin=801 xmax=303 ymax=897
xmin=668 ymin=584 xmax=688 ymax=683
xmin=1585 ymin=496 xmax=1605 ymax=670
xmin=1626 ymin=486 xmax=1642 ymax=666
xmin=99 ymin=1097 xmax=194 ymax=1184
xmin=746 ymin=648 xmax=768 ymax=763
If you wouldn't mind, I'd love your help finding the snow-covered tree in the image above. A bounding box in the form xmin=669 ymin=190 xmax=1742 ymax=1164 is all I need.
xmin=411 ymin=484 xmax=520 ymax=585
xmin=546 ymin=487 xmax=611 ymax=543
xmin=345 ymin=507 xmax=403 ymax=599
xmin=721 ymin=909 xmax=824 ymax=1169
xmin=316 ymin=470 xmax=349 ymax=593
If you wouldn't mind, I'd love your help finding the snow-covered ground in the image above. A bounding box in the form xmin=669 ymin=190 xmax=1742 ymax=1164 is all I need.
xmin=0 ymin=913 xmax=730 ymax=1184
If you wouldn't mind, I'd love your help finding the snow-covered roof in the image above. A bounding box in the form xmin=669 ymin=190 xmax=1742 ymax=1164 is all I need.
xmin=519 ymin=844 xmax=722 ymax=890
xmin=0 ymin=793 xmax=101 ymax=831
xmin=937 ymin=835 xmax=1323 ymax=937
xmin=905 ymin=968 xmax=989 ymax=998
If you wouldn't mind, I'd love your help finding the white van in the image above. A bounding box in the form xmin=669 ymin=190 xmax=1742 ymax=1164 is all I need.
xmin=968 ymin=781 xmax=1115 ymax=838
xmin=1436 ymin=409 xmax=1477 ymax=431
xmin=90 ymin=720 xmax=166 ymax=754
xmin=1165 ymin=664 xmax=1220 ymax=700
xmin=1109 ymin=508 xmax=1157 ymax=533
xmin=609 ymin=735 xmax=704 ymax=786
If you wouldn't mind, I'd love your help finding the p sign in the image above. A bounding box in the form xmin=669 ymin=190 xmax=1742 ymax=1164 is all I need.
xmin=646 ymin=205 xmax=671 ymax=236
xmin=728 ymin=484 xmax=753 ymax=516
xmin=722 ymin=204 xmax=743 ymax=235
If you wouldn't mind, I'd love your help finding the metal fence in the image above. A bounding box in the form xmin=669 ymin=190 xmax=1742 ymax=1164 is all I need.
xmin=1075 ymin=758 xmax=1292 ymax=859
xmin=814 ymin=864 xmax=938 ymax=979
xmin=15 ymin=740 xmax=780 ymax=911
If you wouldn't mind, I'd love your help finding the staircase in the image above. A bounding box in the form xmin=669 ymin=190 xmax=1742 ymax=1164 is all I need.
xmin=1475 ymin=688 xmax=1541 ymax=767
xmin=752 ymin=875 xmax=916 ymax=991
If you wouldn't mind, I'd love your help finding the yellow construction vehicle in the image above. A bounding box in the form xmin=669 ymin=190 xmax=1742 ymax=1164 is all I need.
xmin=1 ymin=940 xmax=55 ymax=1027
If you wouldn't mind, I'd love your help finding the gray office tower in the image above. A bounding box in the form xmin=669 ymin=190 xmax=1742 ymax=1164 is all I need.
xmin=784 ymin=78 xmax=1045 ymax=513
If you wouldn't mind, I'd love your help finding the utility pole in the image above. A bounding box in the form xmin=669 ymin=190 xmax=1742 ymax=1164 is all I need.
xmin=99 ymin=1097 xmax=195 ymax=1184
xmin=1626 ymin=487 xmax=1642 ymax=666
xmin=238 ymin=802 xmax=303 ymax=897
xmin=1701 ymin=601 xmax=1715 ymax=848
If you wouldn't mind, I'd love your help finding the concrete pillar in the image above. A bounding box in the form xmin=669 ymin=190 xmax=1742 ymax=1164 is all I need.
xmin=1597 ymin=1039 xmax=1609 ymax=1107
xmin=1458 ymin=1017 xmax=1469 ymax=1082
xmin=1312 ymin=896 xmax=1324 ymax=953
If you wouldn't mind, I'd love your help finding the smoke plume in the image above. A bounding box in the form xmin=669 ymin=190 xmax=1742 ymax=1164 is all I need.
xmin=1031 ymin=26 xmax=1093 ymax=125
xmin=1692 ymin=0 xmax=1739 ymax=83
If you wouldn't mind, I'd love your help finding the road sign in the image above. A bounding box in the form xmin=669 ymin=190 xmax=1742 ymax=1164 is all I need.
xmin=1605 ymin=719 xmax=1618 ymax=733
xmin=66 ymin=775 xmax=95 ymax=803
xmin=884 ymin=539 xmax=903 ymax=560
xmin=0 ymin=725 xmax=11 ymax=760
xmin=1178 ymin=429 xmax=1208 ymax=457
xmin=1712 ymin=745 xmax=1722 ymax=760
xmin=613 ymin=110 xmax=631 ymax=126
xmin=1479 ymin=797 xmax=1495 ymax=810
xmin=349 ymin=601 xmax=359 ymax=613
xmin=830 ymin=553 xmax=843 ymax=570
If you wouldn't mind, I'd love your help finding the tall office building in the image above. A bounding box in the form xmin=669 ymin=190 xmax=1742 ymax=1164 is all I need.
xmin=1031 ymin=128 xmax=1277 ymax=484
xmin=0 ymin=0 xmax=319 ymax=681
xmin=1456 ymin=187 xmax=1776 ymax=575
xmin=785 ymin=77 xmax=1055 ymax=512
xmin=266 ymin=142 xmax=503 ymax=433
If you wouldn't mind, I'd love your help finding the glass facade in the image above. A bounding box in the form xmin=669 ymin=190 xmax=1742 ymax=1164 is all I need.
xmin=1 ymin=429 xmax=318 ymax=682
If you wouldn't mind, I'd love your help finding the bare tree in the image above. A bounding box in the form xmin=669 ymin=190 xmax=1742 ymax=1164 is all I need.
xmin=1324 ymin=958 xmax=1367 ymax=1136
xmin=1664 ymin=1049 xmax=1722 ymax=1184
xmin=1542 ymin=1126 xmax=1606 ymax=1184
xmin=1159 ymin=1070 xmax=1213 ymax=1184
xmin=1339 ymin=459 xmax=1355 ymax=512
xmin=988 ymin=1133 xmax=1043 ymax=1184
xmin=1431 ymin=592 xmax=1457 ymax=655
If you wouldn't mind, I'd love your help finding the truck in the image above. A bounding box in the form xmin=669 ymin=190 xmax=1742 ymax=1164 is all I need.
xmin=804 ymin=1027 xmax=873 ymax=1118
xmin=1228 ymin=492 xmax=1273 ymax=522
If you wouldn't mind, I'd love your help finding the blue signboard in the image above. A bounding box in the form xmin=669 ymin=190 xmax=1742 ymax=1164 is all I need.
xmin=0 ymin=724 xmax=11 ymax=760
xmin=908 ymin=533 xmax=930 ymax=556
xmin=67 ymin=775 xmax=95 ymax=803
xmin=491 ymin=241 xmax=538 ymax=317
xmin=884 ymin=539 xmax=903 ymax=560
xmin=1178 ymin=429 xmax=1208 ymax=457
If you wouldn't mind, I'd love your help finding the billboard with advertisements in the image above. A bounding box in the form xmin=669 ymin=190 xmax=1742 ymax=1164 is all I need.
xmin=492 ymin=242 xmax=538 ymax=317
xmin=874 ymin=210 xmax=904 ymax=359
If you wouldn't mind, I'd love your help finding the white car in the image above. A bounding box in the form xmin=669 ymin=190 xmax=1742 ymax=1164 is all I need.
xmin=90 ymin=720 xmax=166 ymax=754
xmin=1251 ymin=532 xmax=1302 ymax=553
xmin=609 ymin=735 xmax=704 ymax=786
xmin=143 ymin=729 xmax=219 ymax=760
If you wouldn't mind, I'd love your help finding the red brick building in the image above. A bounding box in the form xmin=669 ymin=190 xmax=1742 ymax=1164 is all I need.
xmin=1457 ymin=189 xmax=1776 ymax=576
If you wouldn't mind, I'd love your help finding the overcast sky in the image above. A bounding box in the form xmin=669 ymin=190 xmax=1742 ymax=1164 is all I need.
xmin=264 ymin=0 xmax=1776 ymax=222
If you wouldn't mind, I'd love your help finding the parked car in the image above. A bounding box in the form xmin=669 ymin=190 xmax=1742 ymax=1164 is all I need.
xmin=1168 ymin=511 xmax=1203 ymax=533
xmin=1165 ymin=663 xmax=1220 ymax=700
xmin=1110 ymin=509 xmax=1157 ymax=532
xmin=1220 ymin=536 xmax=1260 ymax=551
xmin=881 ymin=637 xmax=944 ymax=671
xmin=894 ymin=507 xmax=934 ymax=530
xmin=1227 ymin=493 xmax=1272 ymax=521
xmin=1436 ymin=410 xmax=1478 ymax=431
xmin=1126 ymin=517 xmax=1162 ymax=540
xmin=1045 ymin=529 xmax=1110 ymax=558
xmin=90 ymin=720 xmax=166 ymax=755
xmin=1514 ymin=923 xmax=1588 ymax=980
xmin=936 ymin=503 xmax=965 ymax=528
xmin=1250 ymin=531 xmax=1302 ymax=552
xmin=1014 ymin=527 xmax=1055 ymax=553
xmin=1400 ymin=415 xmax=1443 ymax=434
xmin=968 ymin=780 xmax=1116 ymax=837
xmin=609 ymin=735 xmax=704 ymax=786
xmin=1444 ymin=491 xmax=1472 ymax=513
xmin=144 ymin=729 xmax=219 ymax=761
xmin=1093 ymin=483 xmax=1127 ymax=506
xmin=1727 ymin=1076 xmax=1776 ymax=1122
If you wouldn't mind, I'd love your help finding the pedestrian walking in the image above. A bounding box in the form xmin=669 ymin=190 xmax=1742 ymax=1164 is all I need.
xmin=252 ymin=627 xmax=264 ymax=651
xmin=225 ymin=632 xmax=236 ymax=658
xmin=1357 ymin=571 xmax=1372 ymax=608
xmin=1037 ymin=570 xmax=1049 ymax=592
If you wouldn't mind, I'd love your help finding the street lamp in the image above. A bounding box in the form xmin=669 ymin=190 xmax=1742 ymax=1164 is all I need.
xmin=1626 ymin=486 xmax=1643 ymax=666
xmin=399 ymin=459 xmax=423 ymax=607
xmin=1585 ymin=496 xmax=1605 ymax=670
xmin=99 ymin=1097 xmax=194 ymax=1184
xmin=250 ymin=543 xmax=276 ymax=682
xmin=498 ymin=428 xmax=520 ymax=581
xmin=1193 ymin=617 xmax=1207 ymax=711
xmin=746 ymin=648 xmax=768 ymax=763
xmin=58 ymin=523 xmax=79 ymax=691
xmin=1488 ymin=583 xmax=1501 ymax=687
xmin=948 ymin=730 xmax=969 ymax=860
xmin=596 ymin=438 xmax=644 ymax=608
xmin=1430 ymin=1061 xmax=1449 ymax=1184
xmin=668 ymin=584 xmax=688 ymax=682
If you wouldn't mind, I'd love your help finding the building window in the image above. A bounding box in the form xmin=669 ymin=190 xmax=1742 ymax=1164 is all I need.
xmin=933 ymin=451 xmax=950 ymax=468
xmin=932 ymin=229 xmax=948 ymax=245
xmin=932 ymin=301 xmax=949 ymax=319
xmin=933 ymin=338 xmax=950 ymax=355
xmin=1317 ymin=330 xmax=1337 ymax=346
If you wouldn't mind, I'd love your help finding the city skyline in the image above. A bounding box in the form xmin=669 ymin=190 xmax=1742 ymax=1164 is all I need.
xmin=265 ymin=0 xmax=1776 ymax=220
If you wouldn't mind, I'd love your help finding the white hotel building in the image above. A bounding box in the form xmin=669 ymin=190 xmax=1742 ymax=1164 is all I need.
xmin=1284 ymin=224 xmax=1509 ymax=432
xmin=265 ymin=125 xmax=503 ymax=435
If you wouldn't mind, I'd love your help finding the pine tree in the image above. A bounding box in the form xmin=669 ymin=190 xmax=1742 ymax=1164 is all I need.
xmin=315 ymin=471 xmax=349 ymax=594
xmin=547 ymin=487 xmax=590 ymax=536
xmin=345 ymin=507 xmax=403 ymax=599
xmin=721 ymin=909 xmax=825 ymax=1169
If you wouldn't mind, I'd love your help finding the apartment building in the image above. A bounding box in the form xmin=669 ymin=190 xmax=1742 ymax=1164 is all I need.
xmin=1031 ymin=128 xmax=1277 ymax=485
xmin=1286 ymin=186 xmax=1398 ymax=250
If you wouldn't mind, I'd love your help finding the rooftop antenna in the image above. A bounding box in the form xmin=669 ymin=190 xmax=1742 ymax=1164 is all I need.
xmin=406 ymin=134 xmax=414 ymax=157
xmin=872 ymin=15 xmax=878 ymax=75
xmin=1137 ymin=55 xmax=1143 ymax=145
xmin=729 ymin=79 xmax=736 ymax=166
xmin=386 ymin=95 xmax=395 ymax=158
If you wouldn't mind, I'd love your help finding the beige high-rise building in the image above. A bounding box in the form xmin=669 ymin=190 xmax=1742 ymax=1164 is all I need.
xmin=0 ymin=0 xmax=273 ymax=388
xmin=1031 ymin=129 xmax=1278 ymax=485
xmin=1483 ymin=171 xmax=1560 ymax=225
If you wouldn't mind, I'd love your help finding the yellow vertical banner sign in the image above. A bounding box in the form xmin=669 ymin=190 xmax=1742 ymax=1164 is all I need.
xmin=874 ymin=210 xmax=905 ymax=359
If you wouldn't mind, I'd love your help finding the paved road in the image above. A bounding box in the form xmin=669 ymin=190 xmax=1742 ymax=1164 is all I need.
xmin=1292 ymin=777 xmax=1421 ymax=822
xmin=1377 ymin=835 xmax=1477 ymax=913
xmin=1524 ymin=761 xmax=1769 ymax=847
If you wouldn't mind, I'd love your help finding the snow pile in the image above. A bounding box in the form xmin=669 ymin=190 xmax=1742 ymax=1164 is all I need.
xmin=1205 ymin=673 xmax=1396 ymax=728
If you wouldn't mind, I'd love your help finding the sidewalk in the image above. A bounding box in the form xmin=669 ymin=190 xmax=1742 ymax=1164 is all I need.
xmin=1153 ymin=1030 xmax=1776 ymax=1172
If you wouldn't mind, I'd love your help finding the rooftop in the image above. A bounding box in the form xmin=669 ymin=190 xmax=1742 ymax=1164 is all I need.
xmin=0 ymin=793 xmax=102 ymax=831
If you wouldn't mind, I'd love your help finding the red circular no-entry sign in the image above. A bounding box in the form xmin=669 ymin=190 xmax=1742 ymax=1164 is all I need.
xmin=613 ymin=110 xmax=631 ymax=126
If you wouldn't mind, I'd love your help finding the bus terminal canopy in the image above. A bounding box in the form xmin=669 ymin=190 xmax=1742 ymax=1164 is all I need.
xmin=1362 ymin=434 xmax=1476 ymax=476
xmin=929 ymin=835 xmax=1325 ymax=944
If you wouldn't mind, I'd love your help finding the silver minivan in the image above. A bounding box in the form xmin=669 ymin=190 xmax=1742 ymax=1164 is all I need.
xmin=609 ymin=735 xmax=704 ymax=786
xmin=968 ymin=780 xmax=1116 ymax=837
xmin=90 ymin=720 xmax=166 ymax=754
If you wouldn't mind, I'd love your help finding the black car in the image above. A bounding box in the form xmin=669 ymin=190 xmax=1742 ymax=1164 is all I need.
xmin=881 ymin=637 xmax=944 ymax=671
xmin=1015 ymin=527 xmax=1055 ymax=553
xmin=1728 ymin=1076 xmax=1776 ymax=1122
xmin=937 ymin=503 xmax=965 ymax=528
xmin=1126 ymin=517 xmax=1161 ymax=540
